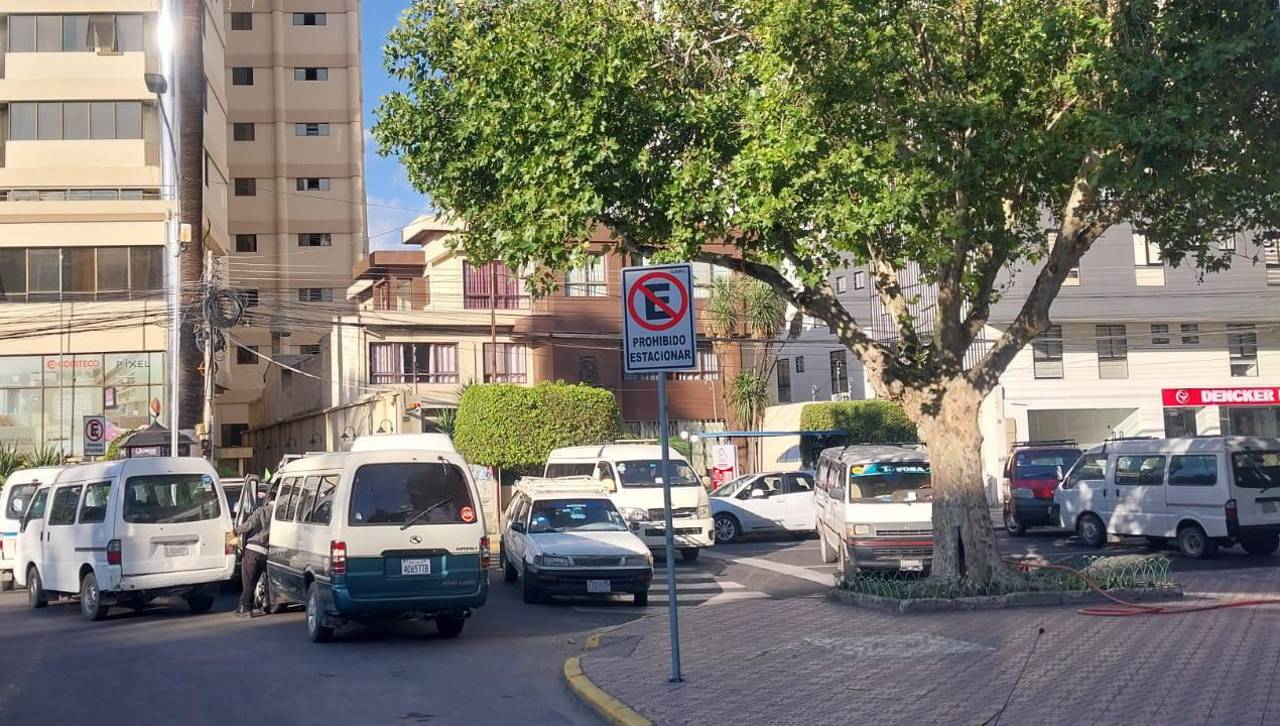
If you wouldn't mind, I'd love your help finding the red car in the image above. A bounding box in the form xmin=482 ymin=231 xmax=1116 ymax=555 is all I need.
xmin=1002 ymin=441 xmax=1082 ymax=536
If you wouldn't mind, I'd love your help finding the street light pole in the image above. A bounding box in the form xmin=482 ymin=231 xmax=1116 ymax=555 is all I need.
xmin=155 ymin=0 xmax=181 ymax=457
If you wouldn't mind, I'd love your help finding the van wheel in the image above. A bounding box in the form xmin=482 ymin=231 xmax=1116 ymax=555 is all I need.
xmin=27 ymin=566 xmax=47 ymax=609
xmin=1004 ymin=509 xmax=1027 ymax=537
xmin=1076 ymin=513 xmax=1107 ymax=548
xmin=713 ymin=514 xmax=740 ymax=544
xmin=521 ymin=567 xmax=543 ymax=604
xmin=79 ymin=572 xmax=110 ymax=621
xmin=680 ymin=548 xmax=700 ymax=563
xmin=435 ymin=614 xmax=466 ymax=638
xmin=306 ymin=584 xmax=334 ymax=643
xmin=185 ymin=588 xmax=216 ymax=614
xmin=1177 ymin=524 xmax=1218 ymax=559
xmin=502 ymin=554 xmax=519 ymax=584
xmin=633 ymin=590 xmax=649 ymax=607
xmin=1240 ymin=533 xmax=1279 ymax=556
xmin=819 ymin=527 xmax=838 ymax=564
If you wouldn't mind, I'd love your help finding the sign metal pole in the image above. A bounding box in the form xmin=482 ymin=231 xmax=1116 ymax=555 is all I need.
xmin=657 ymin=374 xmax=682 ymax=683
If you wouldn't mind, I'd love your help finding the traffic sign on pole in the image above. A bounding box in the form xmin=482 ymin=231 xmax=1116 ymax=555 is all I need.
xmin=622 ymin=264 xmax=698 ymax=373
xmin=621 ymin=263 xmax=699 ymax=684
xmin=84 ymin=415 xmax=107 ymax=457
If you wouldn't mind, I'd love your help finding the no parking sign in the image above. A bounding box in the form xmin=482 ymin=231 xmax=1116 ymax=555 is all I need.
xmin=622 ymin=264 xmax=698 ymax=373
xmin=84 ymin=415 xmax=107 ymax=457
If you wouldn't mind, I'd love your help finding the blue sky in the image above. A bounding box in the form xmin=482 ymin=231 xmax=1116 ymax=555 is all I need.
xmin=361 ymin=3 xmax=431 ymax=250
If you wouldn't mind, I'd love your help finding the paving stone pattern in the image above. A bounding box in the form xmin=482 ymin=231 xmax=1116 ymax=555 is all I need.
xmin=580 ymin=566 xmax=1280 ymax=725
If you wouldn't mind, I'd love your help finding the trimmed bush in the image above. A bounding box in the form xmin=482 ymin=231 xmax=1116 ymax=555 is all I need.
xmin=799 ymin=400 xmax=917 ymax=443
xmin=453 ymin=382 xmax=623 ymax=472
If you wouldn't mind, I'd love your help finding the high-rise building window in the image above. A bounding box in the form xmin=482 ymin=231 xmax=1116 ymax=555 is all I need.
xmin=293 ymin=67 xmax=329 ymax=81
xmin=1032 ymin=325 xmax=1064 ymax=379
xmin=295 ymin=178 xmax=330 ymax=192
xmin=233 ymin=123 xmax=255 ymax=141
xmin=1180 ymin=323 xmax=1200 ymax=345
xmin=232 ymin=67 xmax=254 ymax=86
xmin=230 ymin=12 xmax=253 ymax=31
xmin=292 ymin=13 xmax=327 ymax=26
xmin=297 ymin=233 xmax=332 ymax=247
xmin=297 ymin=288 xmax=333 ymax=303
xmin=1227 ymin=324 xmax=1259 ymax=377
xmin=0 ymin=247 xmax=162 ymax=302
xmin=235 ymin=234 xmax=258 ymax=253
xmin=240 ymin=289 xmax=259 ymax=308
xmin=1150 ymin=323 xmax=1170 ymax=345
xmin=7 ymin=15 xmax=145 ymax=53
xmin=295 ymin=123 xmax=330 ymax=137
xmin=234 ymin=178 xmax=256 ymax=196
xmin=776 ymin=359 xmax=792 ymax=403
xmin=1096 ymin=324 xmax=1129 ymax=379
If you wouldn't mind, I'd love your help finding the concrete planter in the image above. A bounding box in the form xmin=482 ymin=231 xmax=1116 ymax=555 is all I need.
xmin=827 ymin=583 xmax=1183 ymax=614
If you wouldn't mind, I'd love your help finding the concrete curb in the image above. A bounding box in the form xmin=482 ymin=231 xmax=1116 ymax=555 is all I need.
xmin=827 ymin=583 xmax=1184 ymax=614
xmin=563 ymin=633 xmax=652 ymax=726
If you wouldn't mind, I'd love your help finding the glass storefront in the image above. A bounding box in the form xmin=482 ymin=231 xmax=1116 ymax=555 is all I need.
xmin=0 ymin=352 xmax=164 ymax=456
xmin=1162 ymin=405 xmax=1280 ymax=438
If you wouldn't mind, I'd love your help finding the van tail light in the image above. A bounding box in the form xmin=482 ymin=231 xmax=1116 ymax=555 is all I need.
xmin=480 ymin=536 xmax=491 ymax=569
xmin=225 ymin=531 xmax=237 ymax=555
xmin=1226 ymin=499 xmax=1239 ymax=524
xmin=107 ymin=539 xmax=122 ymax=566
xmin=330 ymin=540 xmax=347 ymax=575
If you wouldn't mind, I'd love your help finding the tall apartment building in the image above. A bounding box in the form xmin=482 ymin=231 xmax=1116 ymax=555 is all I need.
xmin=215 ymin=1 xmax=365 ymax=471
xmin=773 ymin=224 xmax=1280 ymax=494
xmin=0 ymin=3 xmax=228 ymax=457
xmin=0 ymin=2 xmax=364 ymax=472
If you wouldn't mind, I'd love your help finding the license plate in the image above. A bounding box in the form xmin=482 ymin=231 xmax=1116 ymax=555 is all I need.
xmin=1262 ymin=501 xmax=1277 ymax=514
xmin=899 ymin=559 xmax=924 ymax=572
xmin=401 ymin=558 xmax=432 ymax=576
xmin=164 ymin=544 xmax=189 ymax=557
xmin=586 ymin=579 xmax=611 ymax=594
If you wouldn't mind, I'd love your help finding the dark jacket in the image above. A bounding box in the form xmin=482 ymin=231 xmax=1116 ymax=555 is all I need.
xmin=236 ymin=503 xmax=273 ymax=554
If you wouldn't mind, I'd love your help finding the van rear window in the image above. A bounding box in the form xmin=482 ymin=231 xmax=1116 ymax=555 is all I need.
xmin=123 ymin=474 xmax=222 ymax=524
xmin=349 ymin=462 xmax=475 ymax=527
xmin=4 ymin=483 xmax=37 ymax=520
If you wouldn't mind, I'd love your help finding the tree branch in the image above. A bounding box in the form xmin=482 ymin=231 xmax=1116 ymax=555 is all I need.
xmin=969 ymin=150 xmax=1116 ymax=391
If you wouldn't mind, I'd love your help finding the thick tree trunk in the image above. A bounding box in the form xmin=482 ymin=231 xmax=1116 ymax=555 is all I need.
xmin=909 ymin=381 xmax=1004 ymax=583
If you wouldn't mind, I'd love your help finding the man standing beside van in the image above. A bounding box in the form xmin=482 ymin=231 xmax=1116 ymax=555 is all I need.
xmin=235 ymin=491 xmax=272 ymax=617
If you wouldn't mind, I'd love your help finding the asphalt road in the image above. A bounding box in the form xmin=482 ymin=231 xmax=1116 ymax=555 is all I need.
xmin=3 ymin=526 xmax=1270 ymax=726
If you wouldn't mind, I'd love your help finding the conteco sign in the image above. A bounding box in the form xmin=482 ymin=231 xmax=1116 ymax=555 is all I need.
xmin=622 ymin=263 xmax=698 ymax=373
xmin=1162 ymin=387 xmax=1280 ymax=407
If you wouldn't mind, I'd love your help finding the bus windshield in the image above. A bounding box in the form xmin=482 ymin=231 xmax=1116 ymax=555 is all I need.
xmin=847 ymin=463 xmax=932 ymax=503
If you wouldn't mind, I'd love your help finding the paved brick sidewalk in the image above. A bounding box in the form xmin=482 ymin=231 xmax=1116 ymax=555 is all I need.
xmin=579 ymin=565 xmax=1280 ymax=725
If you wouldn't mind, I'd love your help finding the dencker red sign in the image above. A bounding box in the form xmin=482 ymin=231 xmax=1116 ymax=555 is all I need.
xmin=1161 ymin=387 xmax=1280 ymax=407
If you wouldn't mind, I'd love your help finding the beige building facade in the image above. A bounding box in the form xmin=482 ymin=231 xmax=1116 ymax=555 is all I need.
xmin=215 ymin=0 xmax=365 ymax=472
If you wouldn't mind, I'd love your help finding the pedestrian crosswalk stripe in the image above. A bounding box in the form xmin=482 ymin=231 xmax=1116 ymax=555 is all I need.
xmin=650 ymin=581 xmax=745 ymax=592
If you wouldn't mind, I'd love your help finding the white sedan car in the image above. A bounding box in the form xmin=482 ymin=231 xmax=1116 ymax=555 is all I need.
xmin=710 ymin=471 xmax=816 ymax=543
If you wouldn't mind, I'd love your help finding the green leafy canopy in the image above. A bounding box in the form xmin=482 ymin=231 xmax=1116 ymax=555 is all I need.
xmin=374 ymin=0 xmax=1280 ymax=397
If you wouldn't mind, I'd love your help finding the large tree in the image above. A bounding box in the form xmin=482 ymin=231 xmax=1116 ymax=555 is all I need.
xmin=374 ymin=0 xmax=1280 ymax=582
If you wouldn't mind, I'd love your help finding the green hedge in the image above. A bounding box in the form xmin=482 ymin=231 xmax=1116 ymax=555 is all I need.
xmin=798 ymin=400 xmax=917 ymax=467
xmin=453 ymin=382 xmax=623 ymax=471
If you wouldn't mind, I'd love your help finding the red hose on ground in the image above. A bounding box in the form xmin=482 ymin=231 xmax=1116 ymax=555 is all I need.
xmin=1007 ymin=559 xmax=1280 ymax=617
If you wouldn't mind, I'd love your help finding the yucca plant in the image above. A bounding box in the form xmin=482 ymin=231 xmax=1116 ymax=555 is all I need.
xmin=25 ymin=445 xmax=65 ymax=468
xmin=0 ymin=443 xmax=24 ymax=484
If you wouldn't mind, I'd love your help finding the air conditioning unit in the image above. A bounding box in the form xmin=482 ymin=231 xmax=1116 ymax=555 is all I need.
xmin=831 ymin=392 xmax=852 ymax=401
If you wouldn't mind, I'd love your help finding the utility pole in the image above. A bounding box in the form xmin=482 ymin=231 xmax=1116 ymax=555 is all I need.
xmin=202 ymin=250 xmax=215 ymax=459
xmin=489 ymin=262 xmax=498 ymax=383
xmin=177 ymin=0 xmax=205 ymax=432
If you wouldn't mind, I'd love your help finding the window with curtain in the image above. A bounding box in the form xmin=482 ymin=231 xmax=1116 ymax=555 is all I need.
xmin=483 ymin=343 xmax=528 ymax=383
xmin=672 ymin=343 xmax=720 ymax=381
xmin=463 ymin=261 xmax=527 ymax=309
xmin=566 ymin=256 xmax=606 ymax=296
xmin=369 ymin=343 xmax=458 ymax=384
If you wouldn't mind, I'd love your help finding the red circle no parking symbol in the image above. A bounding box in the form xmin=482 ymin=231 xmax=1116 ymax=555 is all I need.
xmin=627 ymin=271 xmax=690 ymax=332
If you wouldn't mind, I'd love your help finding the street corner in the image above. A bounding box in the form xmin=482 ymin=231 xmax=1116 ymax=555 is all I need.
xmin=565 ymin=628 xmax=654 ymax=726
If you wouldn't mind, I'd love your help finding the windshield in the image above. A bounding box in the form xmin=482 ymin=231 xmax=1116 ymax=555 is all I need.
xmin=4 ymin=483 xmax=37 ymax=520
xmin=1232 ymin=451 xmax=1280 ymax=490
xmin=616 ymin=460 xmax=699 ymax=487
xmin=529 ymin=498 xmax=628 ymax=533
xmin=348 ymin=462 xmax=475 ymax=526
xmin=848 ymin=463 xmax=932 ymax=503
xmin=710 ymin=474 xmax=753 ymax=498
xmin=123 ymin=474 xmax=222 ymax=524
xmin=1014 ymin=450 xmax=1081 ymax=480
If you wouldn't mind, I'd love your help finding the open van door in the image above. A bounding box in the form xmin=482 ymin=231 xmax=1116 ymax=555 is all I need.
xmin=235 ymin=475 xmax=264 ymax=529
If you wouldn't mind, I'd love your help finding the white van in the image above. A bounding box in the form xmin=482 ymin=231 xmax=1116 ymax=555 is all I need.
xmin=545 ymin=444 xmax=713 ymax=561
xmin=351 ymin=433 xmax=456 ymax=453
xmin=1055 ymin=436 xmax=1280 ymax=559
xmin=2 ymin=467 xmax=64 ymax=591
xmin=814 ymin=445 xmax=934 ymax=575
xmin=15 ymin=457 xmax=234 ymax=620
xmin=264 ymin=448 xmax=490 ymax=643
